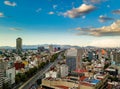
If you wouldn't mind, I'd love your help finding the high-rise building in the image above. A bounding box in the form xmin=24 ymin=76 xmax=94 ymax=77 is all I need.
xmin=66 ymin=48 xmax=84 ymax=72
xmin=66 ymin=48 xmax=77 ymax=72
xmin=76 ymin=49 xmax=83 ymax=69
xmin=49 ymin=45 xmax=53 ymax=53
xmin=0 ymin=69 xmax=3 ymax=88
xmin=113 ymin=51 xmax=120 ymax=63
xmin=16 ymin=37 xmax=22 ymax=51
xmin=88 ymin=51 xmax=93 ymax=60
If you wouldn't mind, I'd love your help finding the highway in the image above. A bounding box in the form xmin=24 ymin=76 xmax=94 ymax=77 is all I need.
xmin=18 ymin=53 xmax=62 ymax=89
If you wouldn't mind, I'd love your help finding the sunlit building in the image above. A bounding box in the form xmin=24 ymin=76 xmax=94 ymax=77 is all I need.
xmin=16 ymin=37 xmax=22 ymax=51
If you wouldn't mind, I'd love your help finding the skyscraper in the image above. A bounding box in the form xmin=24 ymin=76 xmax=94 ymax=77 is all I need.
xmin=16 ymin=37 xmax=22 ymax=51
xmin=76 ymin=48 xmax=83 ymax=69
xmin=66 ymin=48 xmax=77 ymax=72
xmin=49 ymin=45 xmax=53 ymax=53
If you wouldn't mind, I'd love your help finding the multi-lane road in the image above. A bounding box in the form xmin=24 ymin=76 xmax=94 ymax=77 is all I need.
xmin=18 ymin=52 xmax=63 ymax=89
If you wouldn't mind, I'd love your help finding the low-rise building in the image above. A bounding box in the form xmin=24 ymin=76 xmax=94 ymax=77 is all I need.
xmin=6 ymin=67 xmax=15 ymax=84
xmin=60 ymin=64 xmax=68 ymax=77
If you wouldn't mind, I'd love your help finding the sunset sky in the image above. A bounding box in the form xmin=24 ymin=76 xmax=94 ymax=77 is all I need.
xmin=0 ymin=0 xmax=120 ymax=47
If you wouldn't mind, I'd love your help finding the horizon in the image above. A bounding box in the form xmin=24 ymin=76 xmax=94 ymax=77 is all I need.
xmin=0 ymin=43 xmax=120 ymax=48
xmin=0 ymin=0 xmax=120 ymax=47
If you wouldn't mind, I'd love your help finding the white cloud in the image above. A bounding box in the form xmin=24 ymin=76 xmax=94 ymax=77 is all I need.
xmin=0 ymin=12 xmax=4 ymax=17
xmin=89 ymin=38 xmax=120 ymax=47
xmin=83 ymin=0 xmax=101 ymax=4
xmin=83 ymin=0 xmax=107 ymax=4
xmin=112 ymin=9 xmax=120 ymax=15
xmin=10 ymin=28 xmax=22 ymax=31
xmin=76 ymin=20 xmax=120 ymax=36
xmin=99 ymin=15 xmax=114 ymax=22
xmin=4 ymin=1 xmax=16 ymax=7
xmin=36 ymin=8 xmax=42 ymax=12
xmin=48 ymin=11 xmax=54 ymax=15
xmin=56 ymin=11 xmax=64 ymax=16
xmin=64 ymin=4 xmax=96 ymax=18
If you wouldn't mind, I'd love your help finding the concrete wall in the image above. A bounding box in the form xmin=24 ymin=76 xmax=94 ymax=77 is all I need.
xmin=42 ymin=79 xmax=78 ymax=88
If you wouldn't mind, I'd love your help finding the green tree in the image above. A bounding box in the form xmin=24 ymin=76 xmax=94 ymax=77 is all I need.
xmin=15 ymin=75 xmax=21 ymax=84
xmin=20 ymin=73 xmax=27 ymax=82
xmin=50 ymin=53 xmax=59 ymax=62
xmin=104 ymin=63 xmax=110 ymax=69
xmin=2 ymin=82 xmax=11 ymax=89
xmin=41 ymin=62 xmax=46 ymax=68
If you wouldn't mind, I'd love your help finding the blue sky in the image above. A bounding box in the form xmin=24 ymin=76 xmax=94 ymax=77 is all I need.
xmin=0 ymin=0 xmax=120 ymax=47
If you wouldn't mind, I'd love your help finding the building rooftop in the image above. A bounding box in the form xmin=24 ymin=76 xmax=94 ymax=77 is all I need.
xmin=55 ymin=85 xmax=69 ymax=89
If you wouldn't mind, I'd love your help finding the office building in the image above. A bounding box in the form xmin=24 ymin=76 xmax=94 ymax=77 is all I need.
xmin=76 ymin=49 xmax=83 ymax=69
xmin=88 ymin=51 xmax=93 ymax=60
xmin=66 ymin=48 xmax=77 ymax=72
xmin=16 ymin=37 xmax=22 ymax=51
xmin=49 ymin=45 xmax=53 ymax=53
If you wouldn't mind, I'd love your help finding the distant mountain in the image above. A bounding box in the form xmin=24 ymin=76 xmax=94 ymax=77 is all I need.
xmin=85 ymin=46 xmax=97 ymax=48
xmin=0 ymin=44 xmax=100 ymax=49
xmin=0 ymin=44 xmax=80 ymax=49
xmin=22 ymin=45 xmax=39 ymax=49
xmin=0 ymin=46 xmax=14 ymax=49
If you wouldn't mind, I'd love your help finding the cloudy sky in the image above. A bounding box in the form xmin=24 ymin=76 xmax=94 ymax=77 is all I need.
xmin=0 ymin=0 xmax=120 ymax=47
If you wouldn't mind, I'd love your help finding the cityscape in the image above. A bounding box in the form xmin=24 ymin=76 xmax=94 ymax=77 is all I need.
xmin=0 ymin=0 xmax=120 ymax=89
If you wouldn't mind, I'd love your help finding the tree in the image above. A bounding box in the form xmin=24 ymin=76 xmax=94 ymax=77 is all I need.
xmin=15 ymin=73 xmax=22 ymax=83
xmin=38 ymin=64 xmax=42 ymax=70
xmin=15 ymin=75 xmax=21 ymax=84
xmin=25 ymin=71 xmax=29 ymax=77
xmin=50 ymin=53 xmax=59 ymax=62
xmin=104 ymin=63 xmax=110 ymax=69
xmin=61 ymin=53 xmax=65 ymax=59
xmin=40 ymin=62 xmax=46 ymax=68
xmin=20 ymin=74 xmax=27 ymax=82
xmin=46 ymin=60 xmax=49 ymax=64
xmin=2 ymin=82 xmax=11 ymax=89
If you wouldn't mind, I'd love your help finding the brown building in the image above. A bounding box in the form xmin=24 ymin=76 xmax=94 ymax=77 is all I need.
xmin=16 ymin=37 xmax=22 ymax=51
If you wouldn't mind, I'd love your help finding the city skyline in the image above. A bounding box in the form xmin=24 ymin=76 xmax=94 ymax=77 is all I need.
xmin=0 ymin=0 xmax=120 ymax=47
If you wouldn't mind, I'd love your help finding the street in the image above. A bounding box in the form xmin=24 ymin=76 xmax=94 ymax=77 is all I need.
xmin=18 ymin=53 xmax=62 ymax=89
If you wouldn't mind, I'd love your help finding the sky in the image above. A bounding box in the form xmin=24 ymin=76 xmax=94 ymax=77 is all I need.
xmin=0 ymin=0 xmax=120 ymax=47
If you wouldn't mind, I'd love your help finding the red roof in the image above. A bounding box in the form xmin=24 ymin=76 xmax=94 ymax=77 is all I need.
xmin=80 ymin=76 xmax=87 ymax=81
xmin=101 ymin=49 xmax=107 ymax=55
xmin=74 ymin=69 xmax=87 ymax=73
